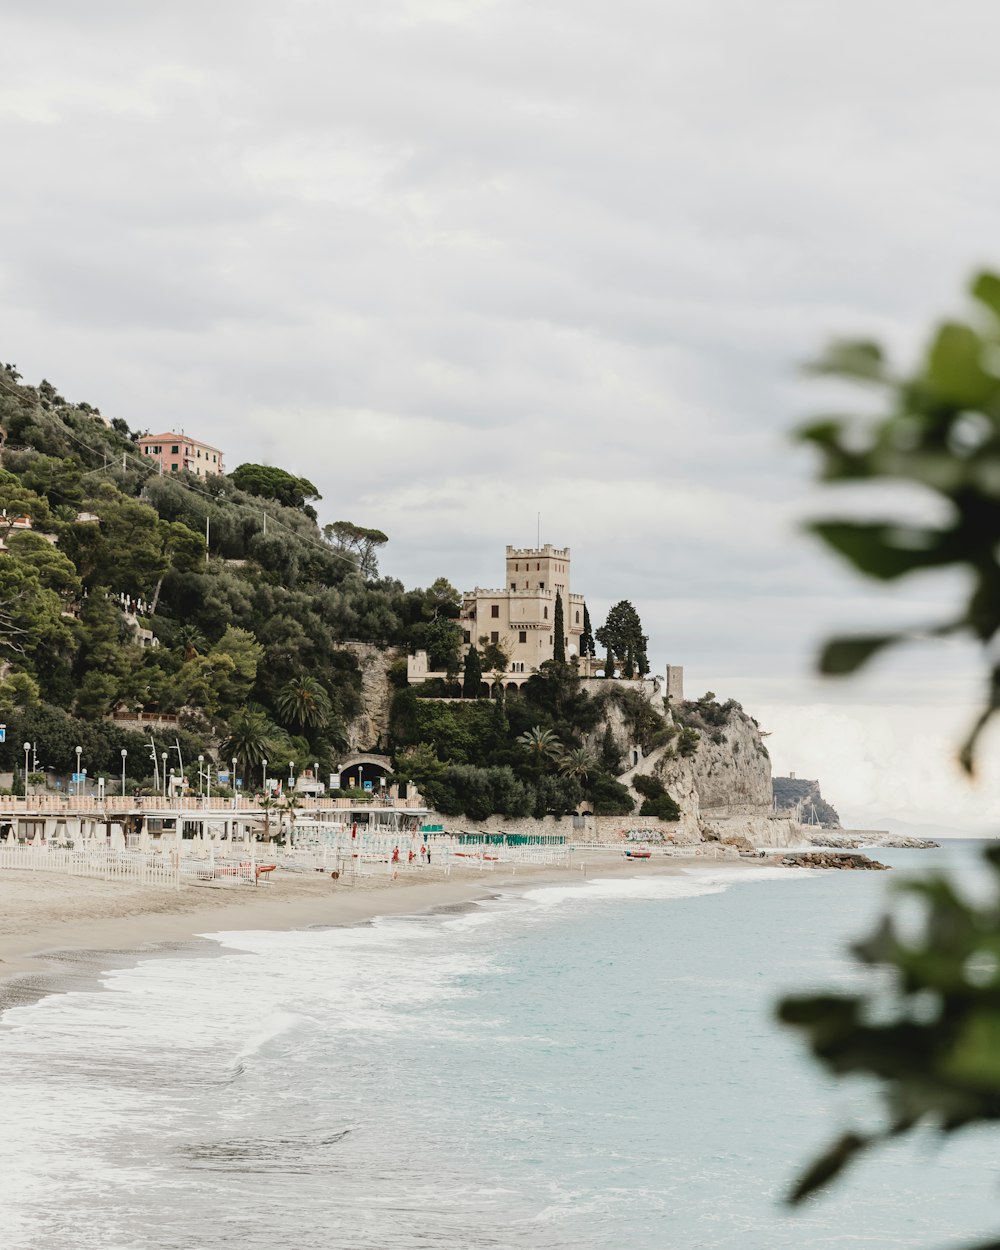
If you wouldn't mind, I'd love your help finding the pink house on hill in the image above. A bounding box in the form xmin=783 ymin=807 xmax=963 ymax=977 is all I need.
xmin=138 ymin=432 xmax=225 ymax=477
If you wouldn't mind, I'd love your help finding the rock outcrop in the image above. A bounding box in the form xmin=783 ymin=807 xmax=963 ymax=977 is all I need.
xmin=341 ymin=643 xmax=399 ymax=753
xmin=626 ymin=704 xmax=805 ymax=848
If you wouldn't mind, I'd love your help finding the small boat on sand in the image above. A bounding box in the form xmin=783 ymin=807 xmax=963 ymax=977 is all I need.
xmin=624 ymin=848 xmax=652 ymax=860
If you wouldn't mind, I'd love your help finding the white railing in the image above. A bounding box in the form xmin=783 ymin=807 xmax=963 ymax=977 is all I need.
xmin=0 ymin=846 xmax=180 ymax=888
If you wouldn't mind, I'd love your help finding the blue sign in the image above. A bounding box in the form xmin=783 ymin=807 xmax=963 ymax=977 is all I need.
xmin=72 ymin=772 xmax=85 ymax=782
xmin=363 ymin=780 xmax=374 ymax=791
xmin=0 ymin=726 xmax=6 ymax=743
xmin=235 ymin=779 xmax=243 ymax=789
xmin=217 ymin=771 xmax=230 ymax=785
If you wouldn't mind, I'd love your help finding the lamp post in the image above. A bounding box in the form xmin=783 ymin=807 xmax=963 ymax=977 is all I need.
xmin=169 ymin=768 xmax=175 ymax=804
xmin=231 ymin=757 xmax=238 ymax=811
xmin=23 ymin=741 xmax=30 ymax=798
xmin=161 ymin=752 xmax=168 ymax=799
xmin=75 ymin=745 xmax=82 ymax=797
xmin=262 ymin=758 xmax=267 ymax=797
xmin=121 ymin=748 xmax=127 ymax=797
xmin=197 ymin=754 xmax=204 ymax=799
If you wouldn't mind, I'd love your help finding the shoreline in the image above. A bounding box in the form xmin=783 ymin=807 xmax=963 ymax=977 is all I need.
xmin=0 ymin=851 xmax=767 ymax=1016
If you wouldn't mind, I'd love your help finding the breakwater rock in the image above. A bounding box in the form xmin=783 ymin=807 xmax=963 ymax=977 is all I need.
xmin=807 ymin=833 xmax=938 ymax=851
xmin=776 ymin=851 xmax=889 ymax=871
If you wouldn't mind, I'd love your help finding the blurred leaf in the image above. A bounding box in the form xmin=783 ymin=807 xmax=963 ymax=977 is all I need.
xmin=807 ymin=340 xmax=887 ymax=383
xmin=787 ymin=1132 xmax=870 ymax=1203
xmin=810 ymin=522 xmax=947 ymax=580
xmin=925 ymin=323 xmax=995 ymax=408
xmin=970 ymin=270 xmax=1000 ymax=324
xmin=818 ymin=634 xmax=900 ymax=676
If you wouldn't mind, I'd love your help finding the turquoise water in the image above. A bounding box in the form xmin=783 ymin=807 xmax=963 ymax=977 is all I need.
xmin=2 ymin=844 xmax=999 ymax=1249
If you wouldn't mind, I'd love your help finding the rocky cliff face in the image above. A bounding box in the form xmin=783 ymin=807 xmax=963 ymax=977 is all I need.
xmin=616 ymin=702 xmax=804 ymax=847
xmin=341 ymin=643 xmax=398 ymax=753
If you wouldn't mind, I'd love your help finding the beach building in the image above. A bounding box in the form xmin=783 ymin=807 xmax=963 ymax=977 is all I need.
xmin=138 ymin=432 xmax=225 ymax=477
xmin=408 ymin=543 xmax=589 ymax=689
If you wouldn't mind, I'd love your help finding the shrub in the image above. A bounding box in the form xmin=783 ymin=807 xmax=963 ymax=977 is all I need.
xmin=639 ymin=794 xmax=681 ymax=821
xmin=632 ymin=773 xmax=666 ymax=801
xmin=677 ymin=727 xmax=700 ymax=757
xmin=587 ymin=772 xmax=635 ymax=815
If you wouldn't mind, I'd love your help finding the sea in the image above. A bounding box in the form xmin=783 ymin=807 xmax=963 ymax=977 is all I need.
xmin=2 ymin=841 xmax=999 ymax=1250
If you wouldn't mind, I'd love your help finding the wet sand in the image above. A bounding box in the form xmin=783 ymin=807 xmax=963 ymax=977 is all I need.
xmin=0 ymin=849 xmax=752 ymax=1013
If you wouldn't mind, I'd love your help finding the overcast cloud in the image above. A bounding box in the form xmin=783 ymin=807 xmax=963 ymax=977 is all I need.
xmin=3 ymin=0 xmax=1000 ymax=829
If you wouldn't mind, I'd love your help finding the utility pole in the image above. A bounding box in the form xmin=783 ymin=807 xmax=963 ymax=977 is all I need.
xmin=205 ymin=515 xmax=210 ymax=566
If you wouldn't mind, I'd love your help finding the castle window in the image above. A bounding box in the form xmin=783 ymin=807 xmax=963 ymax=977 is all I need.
xmin=491 ymin=604 xmax=499 ymax=618
xmin=536 ymin=563 xmax=540 ymax=571
xmin=575 ymin=611 xmax=580 ymax=624
xmin=543 ymin=606 xmax=548 ymax=619
xmin=519 ymin=631 xmax=526 ymax=643
xmin=490 ymin=631 xmax=499 ymax=645
xmin=510 ymin=583 xmax=516 ymax=590
xmin=538 ymin=582 xmax=545 ymax=589
xmin=463 ymin=630 xmax=471 ymax=644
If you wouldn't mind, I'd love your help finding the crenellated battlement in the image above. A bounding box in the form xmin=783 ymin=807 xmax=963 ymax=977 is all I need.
xmin=505 ymin=544 xmax=570 ymax=559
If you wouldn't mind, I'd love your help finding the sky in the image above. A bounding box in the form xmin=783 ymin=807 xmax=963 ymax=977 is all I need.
xmin=3 ymin=0 xmax=1000 ymax=831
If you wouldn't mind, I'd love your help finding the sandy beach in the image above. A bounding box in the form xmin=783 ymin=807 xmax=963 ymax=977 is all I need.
xmin=0 ymin=850 xmax=743 ymax=1004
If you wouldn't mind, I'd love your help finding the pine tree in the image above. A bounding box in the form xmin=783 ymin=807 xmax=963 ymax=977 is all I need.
xmin=596 ymin=600 xmax=648 ymax=679
xmin=462 ymin=645 xmax=483 ymax=698
xmin=553 ymin=591 xmax=565 ymax=663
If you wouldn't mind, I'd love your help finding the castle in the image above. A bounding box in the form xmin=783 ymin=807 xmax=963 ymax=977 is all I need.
xmin=408 ymin=544 xmax=586 ymax=688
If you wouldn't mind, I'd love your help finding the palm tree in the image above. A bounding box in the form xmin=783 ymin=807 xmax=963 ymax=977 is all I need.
xmin=280 ymin=794 xmax=303 ymax=846
xmin=176 ymin=624 xmax=207 ymax=660
xmin=558 ymin=746 xmax=594 ymax=780
xmin=275 ymin=676 xmax=332 ymax=730
xmin=257 ymin=794 xmax=279 ymax=842
xmin=221 ymin=708 xmax=276 ymax=781
xmin=516 ymin=725 xmax=562 ymax=763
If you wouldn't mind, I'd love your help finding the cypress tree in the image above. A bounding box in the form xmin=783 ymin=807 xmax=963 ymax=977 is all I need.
xmin=581 ymin=603 xmax=595 ymax=657
xmin=462 ymin=645 xmax=483 ymax=698
xmin=553 ymin=591 xmax=565 ymax=663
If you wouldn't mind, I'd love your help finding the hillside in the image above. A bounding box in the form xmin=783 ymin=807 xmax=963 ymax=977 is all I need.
xmin=771 ymin=775 xmax=841 ymax=827
xmin=0 ymin=365 xmax=468 ymax=791
xmin=0 ymin=365 xmax=784 ymax=835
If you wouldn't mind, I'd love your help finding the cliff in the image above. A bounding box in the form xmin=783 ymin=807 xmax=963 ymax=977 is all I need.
xmin=617 ymin=699 xmax=805 ymax=848
xmin=772 ymin=775 xmax=841 ymax=827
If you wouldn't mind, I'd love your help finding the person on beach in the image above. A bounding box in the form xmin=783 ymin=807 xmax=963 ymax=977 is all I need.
xmin=426 ymin=844 xmax=431 ymax=865
xmin=391 ymin=846 xmax=400 ymax=864
xmin=408 ymin=848 xmax=415 ymax=864
xmin=420 ymin=843 xmax=427 ymax=863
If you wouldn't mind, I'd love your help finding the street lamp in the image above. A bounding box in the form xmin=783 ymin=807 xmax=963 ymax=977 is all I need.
xmin=197 ymin=754 xmax=204 ymax=799
xmin=262 ymin=758 xmax=267 ymax=796
xmin=23 ymin=741 xmax=30 ymax=798
xmin=231 ymin=757 xmax=238 ymax=810
xmin=121 ymin=748 xmax=127 ymax=797
xmin=75 ymin=745 xmax=82 ymax=797
xmin=288 ymin=761 xmax=294 ymax=792
xmin=161 ymin=752 xmax=168 ymax=799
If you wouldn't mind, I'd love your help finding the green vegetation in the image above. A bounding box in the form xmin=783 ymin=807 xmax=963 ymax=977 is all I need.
xmin=462 ymin=646 xmax=483 ymax=699
xmin=0 ymin=366 xmax=476 ymax=788
xmin=229 ymin=463 xmax=321 ymax=516
xmin=553 ymin=590 xmax=565 ymax=663
xmin=389 ymin=665 xmax=637 ymax=819
xmin=596 ymin=599 xmax=649 ymax=679
xmin=778 ymin=274 xmax=1000 ymax=1246
xmin=631 ymin=774 xmax=681 ymax=821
